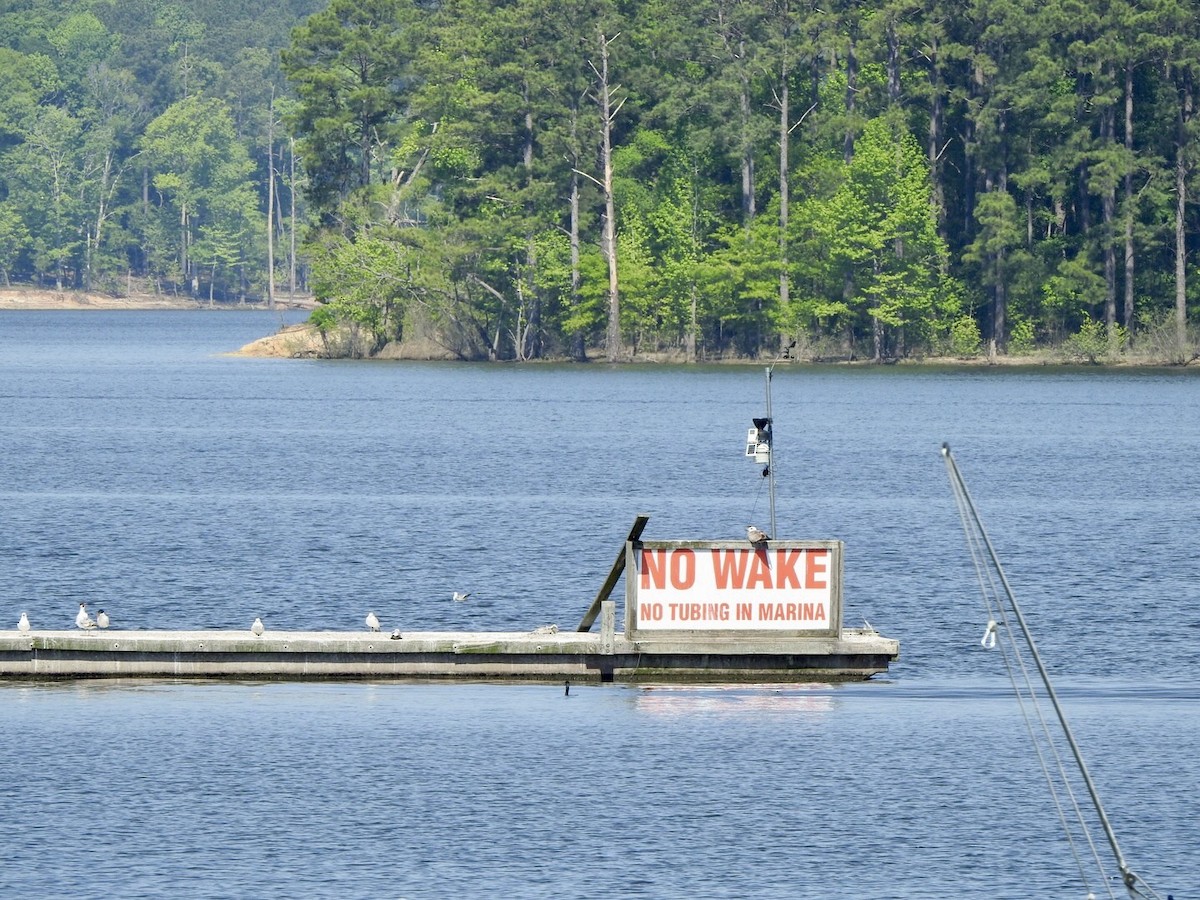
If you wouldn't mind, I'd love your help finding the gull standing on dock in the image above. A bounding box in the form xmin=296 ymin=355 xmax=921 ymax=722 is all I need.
xmin=746 ymin=525 xmax=769 ymax=545
xmin=251 ymin=617 xmax=265 ymax=636
xmin=18 ymin=612 xmax=30 ymax=633
xmin=452 ymin=591 xmax=471 ymax=602
xmin=96 ymin=610 xmax=110 ymax=629
xmin=365 ymin=611 xmax=381 ymax=632
xmin=76 ymin=603 xmax=96 ymax=629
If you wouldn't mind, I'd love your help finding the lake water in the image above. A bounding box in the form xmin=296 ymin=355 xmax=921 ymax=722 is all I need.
xmin=0 ymin=310 xmax=1195 ymax=898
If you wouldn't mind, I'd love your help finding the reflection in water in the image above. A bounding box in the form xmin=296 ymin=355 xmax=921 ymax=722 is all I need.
xmin=632 ymin=683 xmax=838 ymax=716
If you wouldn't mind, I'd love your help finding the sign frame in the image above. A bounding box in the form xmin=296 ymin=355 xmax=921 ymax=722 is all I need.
xmin=624 ymin=539 xmax=844 ymax=639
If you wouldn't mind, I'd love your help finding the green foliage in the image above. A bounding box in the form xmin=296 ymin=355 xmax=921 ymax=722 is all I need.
xmin=1 ymin=0 xmax=1199 ymax=362
xmin=140 ymin=95 xmax=261 ymax=298
xmin=1008 ymin=318 xmax=1037 ymax=356
xmin=950 ymin=315 xmax=982 ymax=357
xmin=1062 ymin=317 xmax=1127 ymax=364
xmin=0 ymin=201 xmax=31 ymax=282
xmin=790 ymin=116 xmax=954 ymax=355
xmin=281 ymin=0 xmax=421 ymax=218
xmin=0 ymin=0 xmax=314 ymax=296
xmin=1041 ymin=256 xmax=1107 ymax=341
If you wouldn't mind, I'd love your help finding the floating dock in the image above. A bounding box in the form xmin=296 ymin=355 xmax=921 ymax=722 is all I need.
xmin=0 ymin=614 xmax=895 ymax=682
xmin=0 ymin=520 xmax=900 ymax=683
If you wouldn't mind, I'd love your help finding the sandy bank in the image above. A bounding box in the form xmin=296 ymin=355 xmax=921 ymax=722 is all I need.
xmin=0 ymin=287 xmax=317 ymax=311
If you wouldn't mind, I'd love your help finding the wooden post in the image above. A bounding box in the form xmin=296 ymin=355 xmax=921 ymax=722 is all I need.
xmin=577 ymin=514 xmax=649 ymax=632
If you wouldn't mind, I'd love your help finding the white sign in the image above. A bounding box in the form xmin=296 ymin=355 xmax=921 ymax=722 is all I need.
xmin=629 ymin=541 xmax=841 ymax=634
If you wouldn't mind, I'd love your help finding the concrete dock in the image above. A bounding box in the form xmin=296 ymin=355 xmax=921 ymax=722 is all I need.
xmin=1 ymin=526 xmax=902 ymax=683
xmin=0 ymin=607 xmax=897 ymax=683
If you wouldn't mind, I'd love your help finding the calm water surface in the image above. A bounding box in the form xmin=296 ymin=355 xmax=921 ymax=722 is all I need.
xmin=0 ymin=311 xmax=1196 ymax=898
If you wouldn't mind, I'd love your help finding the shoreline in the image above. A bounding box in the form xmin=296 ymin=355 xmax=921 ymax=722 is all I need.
xmin=4 ymin=287 xmax=1193 ymax=368
xmin=231 ymin=321 xmax=1197 ymax=368
xmin=0 ymin=287 xmax=316 ymax=312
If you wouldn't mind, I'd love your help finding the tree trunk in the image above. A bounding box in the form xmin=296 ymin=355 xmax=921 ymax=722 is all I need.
xmin=992 ymin=266 xmax=1006 ymax=360
xmin=688 ymin=284 xmax=698 ymax=363
xmin=928 ymin=40 xmax=946 ymax=242
xmin=523 ymin=80 xmax=539 ymax=359
xmin=87 ymin=150 xmax=117 ymax=293
xmin=569 ymin=102 xmax=585 ymax=362
xmin=1175 ymin=72 xmax=1192 ymax=353
xmin=778 ymin=46 xmax=789 ymax=316
xmin=995 ymin=119 xmax=1009 ymax=356
xmin=964 ymin=67 xmax=979 ymax=239
xmin=715 ymin=12 xmax=755 ymax=227
xmin=289 ymin=137 xmax=297 ymax=299
xmin=141 ymin=166 xmax=150 ymax=275
xmin=844 ymin=31 xmax=857 ymax=163
xmin=266 ymin=92 xmax=276 ymax=310
xmin=598 ymin=32 xmax=622 ymax=363
xmin=687 ymin=159 xmax=700 ymax=363
xmin=1123 ymin=63 xmax=1135 ymax=342
xmin=180 ymin=202 xmax=189 ymax=288
xmin=741 ymin=68 xmax=755 ymax=224
xmin=1102 ymin=98 xmax=1116 ymax=331
xmin=886 ymin=19 xmax=900 ymax=104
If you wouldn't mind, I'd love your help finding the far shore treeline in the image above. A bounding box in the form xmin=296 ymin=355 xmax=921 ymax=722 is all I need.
xmin=3 ymin=0 xmax=1200 ymax=364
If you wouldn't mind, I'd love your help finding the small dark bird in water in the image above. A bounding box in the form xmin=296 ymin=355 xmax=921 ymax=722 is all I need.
xmin=564 ymin=680 xmax=570 ymax=697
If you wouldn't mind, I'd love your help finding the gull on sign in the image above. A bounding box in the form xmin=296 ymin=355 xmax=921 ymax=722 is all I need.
xmin=746 ymin=525 xmax=769 ymax=544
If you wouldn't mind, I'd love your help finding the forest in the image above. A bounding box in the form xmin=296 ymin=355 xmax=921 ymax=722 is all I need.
xmin=2 ymin=0 xmax=1200 ymax=363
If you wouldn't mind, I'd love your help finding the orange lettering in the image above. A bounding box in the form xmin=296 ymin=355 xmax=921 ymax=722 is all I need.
xmin=669 ymin=549 xmax=696 ymax=589
xmin=712 ymin=549 xmax=750 ymax=589
xmin=746 ymin=548 xmax=772 ymax=588
xmin=806 ymin=549 xmax=828 ymax=589
xmin=641 ymin=549 xmax=667 ymax=589
xmin=775 ymin=550 xmax=802 ymax=589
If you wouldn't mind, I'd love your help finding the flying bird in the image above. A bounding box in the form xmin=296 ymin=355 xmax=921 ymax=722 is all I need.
xmin=251 ymin=617 xmax=265 ymax=637
xmin=746 ymin=525 xmax=770 ymax=544
xmin=452 ymin=591 xmax=472 ymax=602
xmin=96 ymin=610 xmax=110 ymax=629
xmin=18 ymin=612 xmax=30 ymax=633
xmin=75 ymin=603 xmax=96 ymax=629
xmin=365 ymin=611 xmax=381 ymax=632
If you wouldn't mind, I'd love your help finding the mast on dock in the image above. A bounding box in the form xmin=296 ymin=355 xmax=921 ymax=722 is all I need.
xmin=942 ymin=444 xmax=1165 ymax=900
xmin=745 ymin=342 xmax=794 ymax=540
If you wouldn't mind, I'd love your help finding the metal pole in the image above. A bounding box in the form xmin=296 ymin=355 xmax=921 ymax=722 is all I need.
xmin=765 ymin=365 xmax=776 ymax=539
xmin=941 ymin=444 xmax=1153 ymax=900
